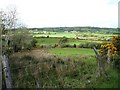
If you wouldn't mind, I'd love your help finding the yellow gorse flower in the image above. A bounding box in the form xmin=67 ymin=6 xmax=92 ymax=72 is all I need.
xmin=100 ymin=43 xmax=118 ymax=56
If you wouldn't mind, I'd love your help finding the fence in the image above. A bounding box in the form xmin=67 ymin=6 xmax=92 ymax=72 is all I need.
xmin=0 ymin=56 xmax=2 ymax=90
xmin=1 ymin=55 xmax=42 ymax=89
xmin=1 ymin=55 xmax=13 ymax=89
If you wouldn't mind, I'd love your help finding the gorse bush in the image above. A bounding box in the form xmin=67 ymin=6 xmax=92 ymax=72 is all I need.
xmin=100 ymin=36 xmax=120 ymax=69
xmin=112 ymin=36 xmax=120 ymax=53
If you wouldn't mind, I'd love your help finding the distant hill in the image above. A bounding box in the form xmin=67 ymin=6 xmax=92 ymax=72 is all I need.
xmin=27 ymin=26 xmax=118 ymax=34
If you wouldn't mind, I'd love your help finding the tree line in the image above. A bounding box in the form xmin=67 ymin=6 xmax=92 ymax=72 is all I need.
xmin=28 ymin=27 xmax=118 ymax=34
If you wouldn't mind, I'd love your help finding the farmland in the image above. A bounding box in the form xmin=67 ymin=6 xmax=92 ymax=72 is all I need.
xmin=32 ymin=30 xmax=116 ymax=47
xmin=1 ymin=27 xmax=120 ymax=88
xmin=49 ymin=48 xmax=95 ymax=56
xmin=1 ymin=5 xmax=119 ymax=89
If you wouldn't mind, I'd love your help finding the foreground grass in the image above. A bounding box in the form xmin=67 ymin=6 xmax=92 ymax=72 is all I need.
xmin=9 ymin=52 xmax=97 ymax=88
xmin=7 ymin=49 xmax=119 ymax=88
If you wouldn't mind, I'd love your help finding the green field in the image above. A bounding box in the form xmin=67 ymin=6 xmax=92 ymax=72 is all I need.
xmin=35 ymin=37 xmax=103 ymax=45
xmin=33 ymin=31 xmax=115 ymax=38
xmin=33 ymin=32 xmax=76 ymax=38
xmin=49 ymin=48 xmax=95 ymax=56
xmin=67 ymin=38 xmax=102 ymax=45
xmin=35 ymin=38 xmax=60 ymax=45
xmin=33 ymin=31 xmax=115 ymax=46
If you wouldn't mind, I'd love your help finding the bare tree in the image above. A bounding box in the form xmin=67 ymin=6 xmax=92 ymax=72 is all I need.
xmin=0 ymin=6 xmax=18 ymax=54
xmin=0 ymin=6 xmax=18 ymax=30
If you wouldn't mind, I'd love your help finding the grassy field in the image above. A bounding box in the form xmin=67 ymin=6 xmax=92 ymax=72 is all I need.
xmin=35 ymin=38 xmax=60 ymax=45
xmin=33 ymin=31 xmax=115 ymax=46
xmin=3 ymin=30 xmax=119 ymax=88
xmin=67 ymin=38 xmax=102 ymax=45
xmin=33 ymin=31 xmax=115 ymax=38
xmin=33 ymin=32 xmax=76 ymax=38
xmin=35 ymin=37 xmax=103 ymax=45
xmin=49 ymin=48 xmax=95 ymax=56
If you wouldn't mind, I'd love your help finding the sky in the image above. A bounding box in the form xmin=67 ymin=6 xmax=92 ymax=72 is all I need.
xmin=0 ymin=0 xmax=119 ymax=28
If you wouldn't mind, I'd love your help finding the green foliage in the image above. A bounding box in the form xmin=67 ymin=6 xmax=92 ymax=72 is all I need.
xmin=31 ymin=38 xmax=37 ymax=47
xmin=78 ymin=43 xmax=101 ymax=49
xmin=35 ymin=37 xmax=60 ymax=45
xmin=95 ymin=68 xmax=119 ymax=88
xmin=11 ymin=30 xmax=33 ymax=52
xmin=112 ymin=36 xmax=120 ymax=52
xmin=2 ymin=29 xmax=37 ymax=54
xmin=113 ymin=56 xmax=120 ymax=70
xmin=100 ymin=36 xmax=120 ymax=69
xmin=58 ymin=37 xmax=68 ymax=45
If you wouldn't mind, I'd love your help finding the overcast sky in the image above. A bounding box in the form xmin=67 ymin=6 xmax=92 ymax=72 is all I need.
xmin=0 ymin=0 xmax=119 ymax=28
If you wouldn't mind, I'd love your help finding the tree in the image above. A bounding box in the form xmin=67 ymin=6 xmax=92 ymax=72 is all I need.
xmin=10 ymin=29 xmax=33 ymax=52
xmin=0 ymin=6 xmax=17 ymax=30
xmin=0 ymin=6 xmax=37 ymax=54
xmin=0 ymin=6 xmax=18 ymax=54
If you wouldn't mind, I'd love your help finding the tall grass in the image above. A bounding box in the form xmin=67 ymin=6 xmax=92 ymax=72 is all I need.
xmin=8 ymin=50 xmax=119 ymax=88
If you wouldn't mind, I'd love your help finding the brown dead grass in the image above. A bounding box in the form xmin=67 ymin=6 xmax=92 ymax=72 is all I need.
xmin=11 ymin=49 xmax=52 ymax=59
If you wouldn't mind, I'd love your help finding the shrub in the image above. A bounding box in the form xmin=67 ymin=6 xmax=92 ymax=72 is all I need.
xmin=47 ymin=35 xmax=49 ymax=38
xmin=31 ymin=39 xmax=37 ymax=47
xmin=73 ymin=44 xmax=76 ymax=48
xmin=59 ymin=37 xmax=68 ymax=45
xmin=77 ymin=43 xmax=101 ymax=49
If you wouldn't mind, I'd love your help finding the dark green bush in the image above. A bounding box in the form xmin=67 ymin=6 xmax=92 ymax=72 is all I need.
xmin=31 ymin=39 xmax=37 ymax=47
xmin=59 ymin=37 xmax=68 ymax=45
xmin=77 ymin=43 xmax=101 ymax=49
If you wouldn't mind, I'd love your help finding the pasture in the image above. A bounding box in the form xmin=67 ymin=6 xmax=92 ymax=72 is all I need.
xmin=35 ymin=37 xmax=103 ymax=45
xmin=33 ymin=31 xmax=115 ymax=39
xmin=49 ymin=48 xmax=95 ymax=56
xmin=2 ymin=29 xmax=119 ymax=88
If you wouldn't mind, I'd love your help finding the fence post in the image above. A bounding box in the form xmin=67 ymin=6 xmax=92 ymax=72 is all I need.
xmin=1 ymin=55 xmax=13 ymax=89
xmin=93 ymin=47 xmax=107 ymax=78
xmin=36 ymin=80 xmax=41 ymax=89
xmin=0 ymin=56 xmax=2 ymax=90
xmin=107 ymin=49 xmax=111 ymax=64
